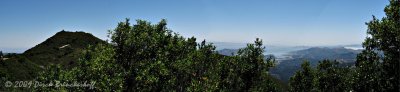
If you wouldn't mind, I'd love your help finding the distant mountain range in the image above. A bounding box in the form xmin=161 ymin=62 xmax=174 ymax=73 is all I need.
xmin=217 ymin=49 xmax=239 ymax=56
xmin=0 ymin=30 xmax=364 ymax=84
xmin=269 ymin=47 xmax=362 ymax=82
xmin=216 ymin=46 xmax=363 ymax=83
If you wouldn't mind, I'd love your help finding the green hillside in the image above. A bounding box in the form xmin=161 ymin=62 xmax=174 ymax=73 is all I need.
xmin=1 ymin=31 xmax=105 ymax=83
xmin=23 ymin=30 xmax=105 ymax=68
xmin=0 ymin=54 xmax=41 ymax=81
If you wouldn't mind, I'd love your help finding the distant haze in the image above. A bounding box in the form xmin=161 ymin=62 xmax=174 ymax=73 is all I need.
xmin=0 ymin=0 xmax=388 ymax=53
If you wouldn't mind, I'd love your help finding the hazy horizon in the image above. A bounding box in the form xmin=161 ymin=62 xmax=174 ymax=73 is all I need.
xmin=0 ymin=0 xmax=388 ymax=53
xmin=1 ymin=37 xmax=363 ymax=53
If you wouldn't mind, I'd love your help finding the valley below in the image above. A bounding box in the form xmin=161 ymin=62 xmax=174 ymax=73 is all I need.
xmin=217 ymin=44 xmax=363 ymax=82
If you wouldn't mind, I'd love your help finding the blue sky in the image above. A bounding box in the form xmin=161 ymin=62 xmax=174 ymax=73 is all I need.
xmin=0 ymin=0 xmax=389 ymax=52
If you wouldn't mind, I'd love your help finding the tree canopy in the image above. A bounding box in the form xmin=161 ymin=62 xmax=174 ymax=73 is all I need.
xmin=8 ymin=0 xmax=400 ymax=91
xmin=354 ymin=0 xmax=400 ymax=91
xmin=289 ymin=0 xmax=400 ymax=91
xmin=35 ymin=19 xmax=281 ymax=91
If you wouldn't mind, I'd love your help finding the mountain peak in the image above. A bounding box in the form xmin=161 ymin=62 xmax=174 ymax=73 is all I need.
xmin=23 ymin=30 xmax=105 ymax=67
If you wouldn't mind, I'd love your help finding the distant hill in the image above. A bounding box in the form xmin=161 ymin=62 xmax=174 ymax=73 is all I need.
xmin=23 ymin=30 xmax=105 ymax=68
xmin=0 ymin=31 xmax=105 ymax=81
xmin=1 ymin=31 xmax=105 ymax=81
xmin=217 ymin=49 xmax=239 ymax=56
xmin=209 ymin=42 xmax=247 ymax=50
xmin=216 ymin=45 xmax=310 ymax=59
xmin=288 ymin=47 xmax=361 ymax=62
xmin=216 ymin=46 xmax=362 ymax=83
xmin=270 ymin=47 xmax=362 ymax=82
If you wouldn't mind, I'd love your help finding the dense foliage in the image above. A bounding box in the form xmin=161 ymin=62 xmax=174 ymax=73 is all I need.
xmin=289 ymin=60 xmax=353 ymax=92
xmin=35 ymin=19 xmax=281 ymax=91
xmin=2 ymin=0 xmax=399 ymax=91
xmin=354 ymin=0 xmax=400 ymax=91
xmin=289 ymin=0 xmax=400 ymax=91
